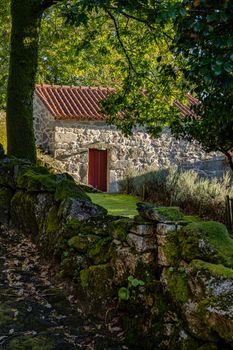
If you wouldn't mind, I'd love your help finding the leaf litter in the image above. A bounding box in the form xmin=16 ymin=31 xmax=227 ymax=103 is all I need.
xmin=0 ymin=225 xmax=127 ymax=349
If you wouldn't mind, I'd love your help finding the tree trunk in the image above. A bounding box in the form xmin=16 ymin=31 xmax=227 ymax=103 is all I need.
xmin=6 ymin=1 xmax=43 ymax=163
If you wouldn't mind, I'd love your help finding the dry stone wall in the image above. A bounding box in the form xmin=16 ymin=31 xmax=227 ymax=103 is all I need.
xmin=1 ymin=158 xmax=233 ymax=350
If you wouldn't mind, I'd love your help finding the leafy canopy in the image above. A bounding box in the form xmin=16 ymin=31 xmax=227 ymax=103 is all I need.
xmin=170 ymin=0 xmax=233 ymax=167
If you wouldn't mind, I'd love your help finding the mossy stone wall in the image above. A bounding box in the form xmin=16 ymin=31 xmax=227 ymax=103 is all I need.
xmin=1 ymin=158 xmax=233 ymax=350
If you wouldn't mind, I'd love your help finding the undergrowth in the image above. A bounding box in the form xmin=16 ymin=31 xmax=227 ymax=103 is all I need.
xmin=120 ymin=166 xmax=233 ymax=222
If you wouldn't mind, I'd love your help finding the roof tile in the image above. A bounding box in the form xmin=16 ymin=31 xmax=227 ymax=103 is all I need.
xmin=35 ymin=84 xmax=115 ymax=120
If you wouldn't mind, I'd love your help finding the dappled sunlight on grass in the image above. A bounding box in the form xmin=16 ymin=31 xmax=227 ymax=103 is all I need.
xmin=88 ymin=193 xmax=139 ymax=217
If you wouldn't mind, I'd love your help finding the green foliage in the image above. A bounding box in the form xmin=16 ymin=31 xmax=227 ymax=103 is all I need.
xmin=118 ymin=275 xmax=145 ymax=301
xmin=171 ymin=0 xmax=233 ymax=165
xmin=8 ymin=336 xmax=54 ymax=350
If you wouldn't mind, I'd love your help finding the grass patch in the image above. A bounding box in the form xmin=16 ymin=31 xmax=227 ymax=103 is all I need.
xmin=88 ymin=193 xmax=139 ymax=218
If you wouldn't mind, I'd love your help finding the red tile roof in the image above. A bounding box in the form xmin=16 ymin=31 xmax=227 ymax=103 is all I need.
xmin=173 ymin=94 xmax=199 ymax=118
xmin=35 ymin=84 xmax=115 ymax=120
xmin=35 ymin=84 xmax=198 ymax=122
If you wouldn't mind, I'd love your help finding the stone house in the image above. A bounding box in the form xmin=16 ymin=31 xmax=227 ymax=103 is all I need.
xmin=33 ymin=84 xmax=224 ymax=192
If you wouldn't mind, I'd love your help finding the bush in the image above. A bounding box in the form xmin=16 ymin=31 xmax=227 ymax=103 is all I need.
xmin=121 ymin=166 xmax=233 ymax=222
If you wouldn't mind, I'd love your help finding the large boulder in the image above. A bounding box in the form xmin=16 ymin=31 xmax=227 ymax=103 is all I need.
xmin=178 ymin=221 xmax=233 ymax=267
xmin=61 ymin=197 xmax=107 ymax=222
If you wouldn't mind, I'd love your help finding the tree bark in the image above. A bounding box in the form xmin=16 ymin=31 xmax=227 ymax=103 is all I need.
xmin=6 ymin=0 xmax=43 ymax=162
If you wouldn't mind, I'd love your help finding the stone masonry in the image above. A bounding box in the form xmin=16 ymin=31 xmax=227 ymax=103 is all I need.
xmin=33 ymin=93 xmax=226 ymax=192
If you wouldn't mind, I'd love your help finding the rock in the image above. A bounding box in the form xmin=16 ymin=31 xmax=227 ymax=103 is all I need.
xmin=61 ymin=197 xmax=107 ymax=222
xmin=108 ymin=218 xmax=134 ymax=241
xmin=178 ymin=221 xmax=233 ymax=267
xmin=11 ymin=191 xmax=39 ymax=234
xmin=130 ymin=224 xmax=155 ymax=236
xmin=78 ymin=264 xmax=114 ymax=317
xmin=68 ymin=234 xmax=99 ymax=253
xmin=54 ymin=178 xmax=90 ymax=202
xmin=127 ymin=233 xmax=156 ymax=253
xmin=0 ymin=187 xmax=14 ymax=224
xmin=16 ymin=166 xmax=58 ymax=192
xmin=0 ymin=157 xmax=31 ymax=188
xmin=137 ymin=203 xmax=161 ymax=221
xmin=87 ymin=237 xmax=112 ymax=264
xmin=137 ymin=203 xmax=183 ymax=222
xmin=111 ymin=247 xmax=139 ymax=285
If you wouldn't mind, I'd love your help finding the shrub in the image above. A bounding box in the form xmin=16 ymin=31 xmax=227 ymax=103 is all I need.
xmin=121 ymin=166 xmax=233 ymax=223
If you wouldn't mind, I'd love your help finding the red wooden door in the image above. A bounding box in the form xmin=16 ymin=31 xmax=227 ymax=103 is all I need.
xmin=88 ymin=149 xmax=108 ymax=191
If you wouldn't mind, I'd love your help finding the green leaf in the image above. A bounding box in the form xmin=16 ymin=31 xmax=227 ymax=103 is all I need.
xmin=127 ymin=275 xmax=134 ymax=283
xmin=213 ymin=64 xmax=222 ymax=76
xmin=223 ymin=63 xmax=232 ymax=73
xmin=118 ymin=287 xmax=130 ymax=301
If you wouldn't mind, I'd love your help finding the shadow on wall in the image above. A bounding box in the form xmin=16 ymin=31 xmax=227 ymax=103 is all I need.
xmin=178 ymin=156 xmax=229 ymax=180
xmin=119 ymin=157 xmax=233 ymax=223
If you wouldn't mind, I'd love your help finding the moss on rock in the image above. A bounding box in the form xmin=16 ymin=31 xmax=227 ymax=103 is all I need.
xmin=0 ymin=158 xmax=31 ymax=188
xmin=108 ymin=218 xmax=133 ymax=241
xmin=179 ymin=221 xmax=233 ymax=267
xmin=68 ymin=234 xmax=99 ymax=253
xmin=54 ymin=179 xmax=90 ymax=202
xmin=87 ymin=237 xmax=112 ymax=264
xmin=164 ymin=268 xmax=190 ymax=304
xmin=190 ymin=259 xmax=233 ymax=280
xmin=162 ymin=231 xmax=181 ymax=266
xmin=8 ymin=336 xmax=54 ymax=350
xmin=156 ymin=206 xmax=184 ymax=222
xmin=11 ymin=191 xmax=38 ymax=234
xmin=80 ymin=263 xmax=114 ymax=299
xmin=16 ymin=166 xmax=57 ymax=192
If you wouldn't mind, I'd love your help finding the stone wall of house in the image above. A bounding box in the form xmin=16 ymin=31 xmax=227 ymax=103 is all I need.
xmin=33 ymin=97 xmax=228 ymax=192
xmin=52 ymin=120 xmax=222 ymax=192
xmin=33 ymin=95 xmax=55 ymax=153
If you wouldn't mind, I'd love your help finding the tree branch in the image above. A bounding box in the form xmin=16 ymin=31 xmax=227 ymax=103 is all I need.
xmin=105 ymin=8 xmax=136 ymax=75
xmin=219 ymin=148 xmax=233 ymax=172
xmin=108 ymin=6 xmax=173 ymax=41
xmin=41 ymin=0 xmax=64 ymax=11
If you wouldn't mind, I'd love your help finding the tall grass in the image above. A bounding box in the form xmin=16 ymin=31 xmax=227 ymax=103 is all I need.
xmin=120 ymin=166 xmax=233 ymax=222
